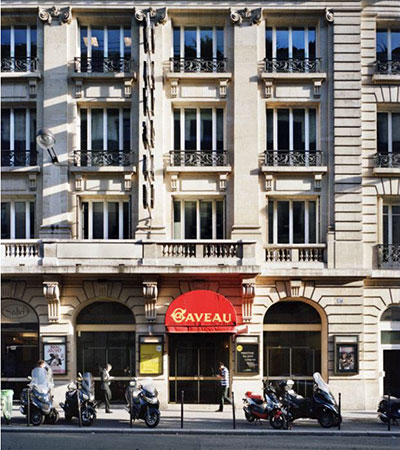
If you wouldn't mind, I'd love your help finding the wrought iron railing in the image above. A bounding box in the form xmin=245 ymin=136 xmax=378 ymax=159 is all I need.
xmin=264 ymin=150 xmax=323 ymax=167
xmin=1 ymin=150 xmax=38 ymax=167
xmin=169 ymin=150 xmax=228 ymax=167
xmin=377 ymin=244 xmax=400 ymax=269
xmin=374 ymin=151 xmax=400 ymax=168
xmin=1 ymin=57 xmax=39 ymax=72
xmin=265 ymin=245 xmax=325 ymax=263
xmin=374 ymin=60 xmax=400 ymax=75
xmin=170 ymin=57 xmax=228 ymax=73
xmin=74 ymin=57 xmax=135 ymax=73
xmin=73 ymin=150 xmax=135 ymax=167
xmin=264 ymin=58 xmax=322 ymax=73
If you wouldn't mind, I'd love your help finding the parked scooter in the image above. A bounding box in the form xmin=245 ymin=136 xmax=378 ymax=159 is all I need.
xmin=276 ymin=373 xmax=341 ymax=428
xmin=378 ymin=395 xmax=400 ymax=424
xmin=60 ymin=372 xmax=97 ymax=426
xmin=125 ymin=378 xmax=160 ymax=428
xmin=242 ymin=382 xmax=285 ymax=429
xmin=20 ymin=366 xmax=59 ymax=426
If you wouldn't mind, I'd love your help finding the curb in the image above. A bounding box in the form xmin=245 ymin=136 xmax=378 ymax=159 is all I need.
xmin=2 ymin=427 xmax=400 ymax=437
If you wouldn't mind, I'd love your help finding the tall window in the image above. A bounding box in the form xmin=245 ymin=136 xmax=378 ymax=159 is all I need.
xmin=173 ymin=199 xmax=224 ymax=239
xmin=81 ymin=199 xmax=130 ymax=239
xmin=268 ymin=199 xmax=317 ymax=244
xmin=79 ymin=25 xmax=131 ymax=72
xmin=265 ymin=26 xmax=317 ymax=72
xmin=1 ymin=201 xmax=35 ymax=239
xmin=383 ymin=204 xmax=400 ymax=245
xmin=376 ymin=29 xmax=400 ymax=62
xmin=1 ymin=108 xmax=36 ymax=166
xmin=172 ymin=26 xmax=225 ymax=72
xmin=377 ymin=112 xmax=400 ymax=153
xmin=1 ymin=26 xmax=37 ymax=72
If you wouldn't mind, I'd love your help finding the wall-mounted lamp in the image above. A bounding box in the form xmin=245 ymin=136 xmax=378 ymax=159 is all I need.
xmin=36 ymin=129 xmax=59 ymax=163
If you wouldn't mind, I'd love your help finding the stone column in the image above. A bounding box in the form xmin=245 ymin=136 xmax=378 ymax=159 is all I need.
xmin=39 ymin=8 xmax=71 ymax=238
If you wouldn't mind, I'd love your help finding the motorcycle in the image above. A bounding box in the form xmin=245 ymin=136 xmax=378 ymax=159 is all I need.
xmin=276 ymin=373 xmax=341 ymax=428
xmin=125 ymin=378 xmax=160 ymax=428
xmin=60 ymin=372 xmax=97 ymax=426
xmin=243 ymin=382 xmax=285 ymax=429
xmin=20 ymin=366 xmax=59 ymax=426
xmin=378 ymin=395 xmax=400 ymax=424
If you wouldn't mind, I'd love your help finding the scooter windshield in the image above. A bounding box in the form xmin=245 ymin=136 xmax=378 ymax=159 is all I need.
xmin=81 ymin=372 xmax=94 ymax=395
xmin=30 ymin=367 xmax=52 ymax=393
xmin=142 ymin=378 xmax=157 ymax=396
xmin=313 ymin=372 xmax=330 ymax=394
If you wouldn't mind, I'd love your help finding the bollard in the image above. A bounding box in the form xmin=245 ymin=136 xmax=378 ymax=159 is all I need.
xmin=388 ymin=394 xmax=391 ymax=432
xmin=286 ymin=391 xmax=290 ymax=430
xmin=338 ymin=393 xmax=341 ymax=430
xmin=130 ymin=399 xmax=133 ymax=428
xmin=232 ymin=391 xmax=236 ymax=430
xmin=77 ymin=389 xmax=82 ymax=428
xmin=180 ymin=390 xmax=184 ymax=429
xmin=26 ymin=389 xmax=30 ymax=427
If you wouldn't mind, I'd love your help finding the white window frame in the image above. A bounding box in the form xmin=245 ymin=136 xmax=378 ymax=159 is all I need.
xmin=173 ymin=107 xmax=224 ymax=151
xmin=382 ymin=202 xmax=400 ymax=245
xmin=80 ymin=198 xmax=129 ymax=240
xmin=174 ymin=26 xmax=224 ymax=60
xmin=79 ymin=25 xmax=130 ymax=59
xmin=268 ymin=198 xmax=319 ymax=244
xmin=2 ymin=107 xmax=34 ymax=153
xmin=173 ymin=198 xmax=225 ymax=240
xmin=79 ymin=107 xmax=131 ymax=152
xmin=1 ymin=200 xmax=34 ymax=239
xmin=267 ymin=107 xmax=319 ymax=152
xmin=4 ymin=25 xmax=35 ymax=71
xmin=267 ymin=26 xmax=317 ymax=60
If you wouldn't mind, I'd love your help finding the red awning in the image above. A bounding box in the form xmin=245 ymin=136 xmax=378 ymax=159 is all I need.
xmin=165 ymin=290 xmax=237 ymax=333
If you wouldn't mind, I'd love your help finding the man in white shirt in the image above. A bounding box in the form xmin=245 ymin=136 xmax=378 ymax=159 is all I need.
xmin=216 ymin=362 xmax=231 ymax=412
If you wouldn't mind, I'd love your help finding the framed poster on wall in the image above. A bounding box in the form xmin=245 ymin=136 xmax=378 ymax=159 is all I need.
xmin=139 ymin=335 xmax=163 ymax=376
xmin=42 ymin=336 xmax=67 ymax=375
xmin=334 ymin=335 xmax=359 ymax=375
xmin=235 ymin=336 xmax=259 ymax=374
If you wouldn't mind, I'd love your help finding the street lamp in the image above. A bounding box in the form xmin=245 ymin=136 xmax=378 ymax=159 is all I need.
xmin=36 ymin=128 xmax=59 ymax=163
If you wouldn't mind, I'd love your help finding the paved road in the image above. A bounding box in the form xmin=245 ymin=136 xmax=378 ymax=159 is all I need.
xmin=2 ymin=433 xmax=400 ymax=450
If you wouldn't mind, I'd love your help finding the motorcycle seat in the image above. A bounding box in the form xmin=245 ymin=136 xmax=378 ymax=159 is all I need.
xmin=245 ymin=392 xmax=264 ymax=403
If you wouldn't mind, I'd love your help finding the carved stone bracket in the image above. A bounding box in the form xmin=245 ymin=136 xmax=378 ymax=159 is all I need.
xmin=276 ymin=279 xmax=305 ymax=299
xmin=43 ymin=281 xmax=61 ymax=323
xmin=1 ymin=280 xmax=18 ymax=299
xmin=74 ymin=174 xmax=83 ymax=191
xmin=219 ymin=173 xmax=228 ymax=191
xmin=264 ymin=80 xmax=273 ymax=98
xmin=29 ymin=174 xmax=37 ymax=190
xmin=29 ymin=80 xmax=37 ymax=98
xmin=231 ymin=8 xmax=262 ymax=26
xmin=219 ymin=78 xmax=230 ymax=98
xmin=314 ymin=173 xmax=322 ymax=190
xmin=325 ymin=8 xmax=334 ymax=23
xmin=39 ymin=6 xmax=72 ymax=25
xmin=124 ymin=173 xmax=132 ymax=191
xmin=143 ymin=281 xmax=158 ymax=322
xmin=135 ymin=7 xmax=167 ymax=26
xmin=170 ymin=174 xmax=179 ymax=191
xmin=264 ymin=174 xmax=274 ymax=191
xmin=242 ymin=281 xmax=256 ymax=322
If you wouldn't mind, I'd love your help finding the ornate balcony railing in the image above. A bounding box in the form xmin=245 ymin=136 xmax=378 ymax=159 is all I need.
xmin=1 ymin=57 xmax=39 ymax=72
xmin=157 ymin=241 xmax=243 ymax=259
xmin=74 ymin=57 xmax=135 ymax=73
xmin=169 ymin=150 xmax=228 ymax=167
xmin=264 ymin=150 xmax=323 ymax=167
xmin=377 ymin=244 xmax=400 ymax=269
xmin=264 ymin=58 xmax=322 ymax=73
xmin=265 ymin=245 xmax=325 ymax=263
xmin=170 ymin=57 xmax=228 ymax=73
xmin=1 ymin=150 xmax=38 ymax=167
xmin=2 ymin=241 xmax=41 ymax=258
xmin=73 ymin=150 xmax=135 ymax=167
xmin=374 ymin=60 xmax=400 ymax=75
xmin=374 ymin=151 xmax=400 ymax=168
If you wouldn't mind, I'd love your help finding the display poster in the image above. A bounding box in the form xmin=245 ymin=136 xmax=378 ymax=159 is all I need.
xmin=139 ymin=343 xmax=163 ymax=375
xmin=236 ymin=337 xmax=259 ymax=374
xmin=43 ymin=339 xmax=67 ymax=375
xmin=334 ymin=336 xmax=359 ymax=375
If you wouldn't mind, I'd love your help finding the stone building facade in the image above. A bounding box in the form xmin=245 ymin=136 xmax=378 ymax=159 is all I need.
xmin=1 ymin=0 xmax=399 ymax=410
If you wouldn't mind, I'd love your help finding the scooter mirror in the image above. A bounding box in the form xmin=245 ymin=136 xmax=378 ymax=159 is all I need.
xmin=27 ymin=376 xmax=32 ymax=381
xmin=68 ymin=382 xmax=77 ymax=390
xmin=78 ymin=372 xmax=83 ymax=378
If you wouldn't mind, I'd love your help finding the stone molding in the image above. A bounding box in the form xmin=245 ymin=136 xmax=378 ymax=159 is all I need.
xmin=242 ymin=281 xmax=256 ymax=322
xmin=325 ymin=8 xmax=334 ymax=23
xmin=230 ymin=7 xmax=262 ymax=26
xmin=38 ymin=6 xmax=72 ymax=25
xmin=135 ymin=7 xmax=167 ymax=26
xmin=143 ymin=281 xmax=158 ymax=322
xmin=43 ymin=281 xmax=60 ymax=323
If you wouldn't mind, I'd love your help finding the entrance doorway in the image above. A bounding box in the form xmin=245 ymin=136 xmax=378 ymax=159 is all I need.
xmin=169 ymin=334 xmax=230 ymax=403
xmin=76 ymin=301 xmax=135 ymax=402
xmin=380 ymin=305 xmax=400 ymax=397
xmin=263 ymin=301 xmax=322 ymax=398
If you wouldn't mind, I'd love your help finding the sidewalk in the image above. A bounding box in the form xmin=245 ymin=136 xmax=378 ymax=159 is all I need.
xmin=2 ymin=405 xmax=399 ymax=436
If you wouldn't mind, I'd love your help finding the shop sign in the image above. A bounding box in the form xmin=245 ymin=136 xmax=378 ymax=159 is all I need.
xmin=235 ymin=336 xmax=259 ymax=374
xmin=1 ymin=299 xmax=37 ymax=324
xmin=139 ymin=336 xmax=163 ymax=375
xmin=42 ymin=336 xmax=67 ymax=375
xmin=165 ymin=290 xmax=237 ymax=333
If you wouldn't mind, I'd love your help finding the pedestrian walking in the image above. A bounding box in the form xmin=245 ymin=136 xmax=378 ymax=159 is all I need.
xmin=100 ymin=363 xmax=114 ymax=413
xmin=216 ymin=361 xmax=231 ymax=412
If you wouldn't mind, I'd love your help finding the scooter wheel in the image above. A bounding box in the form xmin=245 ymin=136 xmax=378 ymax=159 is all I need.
xmin=64 ymin=413 xmax=73 ymax=422
xmin=145 ymin=410 xmax=160 ymax=428
xmin=30 ymin=410 xmax=45 ymax=426
xmin=46 ymin=409 xmax=59 ymax=425
xmin=318 ymin=410 xmax=335 ymax=428
xmin=81 ymin=409 xmax=94 ymax=426
xmin=379 ymin=415 xmax=389 ymax=423
xmin=269 ymin=414 xmax=285 ymax=429
xmin=245 ymin=412 xmax=255 ymax=423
